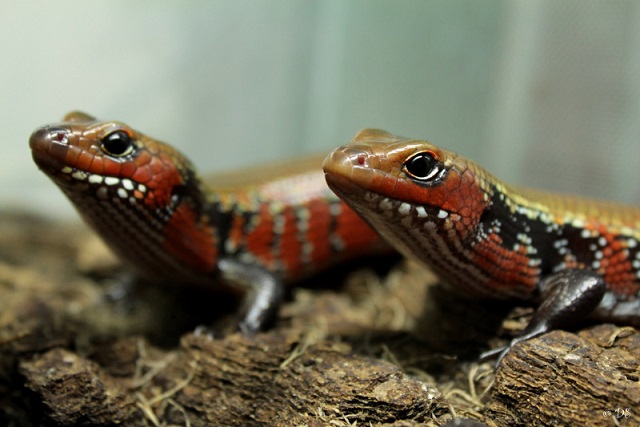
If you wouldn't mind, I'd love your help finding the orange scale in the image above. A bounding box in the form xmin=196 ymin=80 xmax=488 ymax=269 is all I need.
xmin=610 ymin=250 xmax=628 ymax=264
xmin=152 ymin=189 xmax=172 ymax=207
xmin=76 ymin=151 xmax=94 ymax=171
xmin=311 ymin=244 xmax=332 ymax=266
xmin=149 ymin=160 xmax=166 ymax=175
xmin=609 ymin=239 xmax=624 ymax=251
xmin=488 ymin=233 xmax=503 ymax=244
xmin=335 ymin=218 xmax=375 ymax=249
xmin=143 ymin=193 xmax=156 ymax=207
xmin=161 ymin=204 xmax=217 ymax=273
xmin=609 ymin=280 xmax=639 ymax=297
xmin=227 ymin=215 xmax=246 ymax=250
xmin=454 ymin=221 xmax=466 ymax=232
xmin=245 ymin=209 xmax=275 ymax=263
xmin=379 ymin=175 xmax=400 ymax=197
xmin=65 ymin=148 xmax=80 ymax=165
xmin=103 ymin=161 xmax=123 ymax=176
xmin=279 ymin=243 xmax=302 ymax=273
xmin=135 ymin=150 xmax=152 ymax=166
xmin=89 ymin=157 xmax=105 ymax=175
xmin=132 ymin=166 xmax=153 ymax=184
xmin=308 ymin=228 xmax=333 ymax=252
xmin=119 ymin=160 xmax=137 ymax=178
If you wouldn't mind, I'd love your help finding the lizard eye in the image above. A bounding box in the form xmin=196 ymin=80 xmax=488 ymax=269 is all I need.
xmin=101 ymin=130 xmax=135 ymax=157
xmin=403 ymin=151 xmax=443 ymax=182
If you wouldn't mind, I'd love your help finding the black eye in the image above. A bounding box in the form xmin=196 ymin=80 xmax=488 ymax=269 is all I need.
xmin=101 ymin=131 xmax=135 ymax=157
xmin=403 ymin=151 xmax=442 ymax=181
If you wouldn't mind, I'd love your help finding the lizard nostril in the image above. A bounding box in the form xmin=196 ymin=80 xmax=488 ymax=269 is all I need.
xmin=51 ymin=129 xmax=69 ymax=144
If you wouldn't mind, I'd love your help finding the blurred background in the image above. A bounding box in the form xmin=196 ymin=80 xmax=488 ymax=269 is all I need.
xmin=3 ymin=1 xmax=640 ymax=218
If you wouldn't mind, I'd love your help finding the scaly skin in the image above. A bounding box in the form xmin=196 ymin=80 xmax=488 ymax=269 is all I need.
xmin=324 ymin=129 xmax=640 ymax=359
xmin=29 ymin=112 xmax=387 ymax=332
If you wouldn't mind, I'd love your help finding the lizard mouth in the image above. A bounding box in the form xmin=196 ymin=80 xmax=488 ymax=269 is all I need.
xmin=30 ymin=125 xmax=146 ymax=196
xmin=30 ymin=126 xmax=71 ymax=172
xmin=324 ymin=171 xmax=366 ymax=200
xmin=323 ymin=145 xmax=452 ymax=229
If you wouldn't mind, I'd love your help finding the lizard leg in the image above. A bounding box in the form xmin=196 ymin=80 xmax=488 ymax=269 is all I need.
xmin=481 ymin=268 xmax=606 ymax=365
xmin=218 ymin=258 xmax=285 ymax=335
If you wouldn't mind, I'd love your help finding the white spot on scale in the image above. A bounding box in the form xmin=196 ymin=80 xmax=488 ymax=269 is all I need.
xmin=238 ymin=252 xmax=255 ymax=265
xmin=122 ymin=179 xmax=134 ymax=191
xmin=117 ymin=188 xmax=128 ymax=199
xmin=61 ymin=166 xmax=73 ymax=174
xmin=296 ymin=209 xmax=310 ymax=233
xmin=88 ymin=174 xmax=103 ymax=184
xmin=598 ymin=237 xmax=607 ymax=247
xmin=572 ymin=219 xmax=585 ymax=228
xmin=553 ymin=263 xmax=566 ymax=272
xmin=330 ymin=235 xmax=345 ymax=251
xmin=580 ymin=229 xmax=591 ymax=239
xmin=297 ymin=206 xmax=311 ymax=219
xmin=302 ymin=241 xmax=314 ymax=255
xmin=224 ymin=239 xmax=237 ymax=253
xmin=594 ymin=250 xmax=603 ymax=260
xmin=398 ymin=202 xmax=412 ymax=216
xmin=627 ymin=238 xmax=637 ymax=248
xmin=273 ymin=215 xmax=286 ymax=234
xmin=633 ymin=260 xmax=640 ymax=269
xmin=592 ymin=260 xmax=600 ymax=269
xmin=437 ymin=210 xmax=448 ymax=219
xmin=416 ymin=206 xmax=428 ymax=218
xmin=269 ymin=201 xmax=284 ymax=216
xmin=138 ymin=184 xmax=147 ymax=193
xmin=379 ymin=197 xmax=394 ymax=211
xmin=71 ymin=171 xmax=87 ymax=180
xmin=104 ymin=177 xmax=120 ymax=186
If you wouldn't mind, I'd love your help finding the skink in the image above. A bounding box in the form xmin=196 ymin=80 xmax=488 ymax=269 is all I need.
xmin=29 ymin=112 xmax=387 ymax=333
xmin=324 ymin=129 xmax=640 ymax=361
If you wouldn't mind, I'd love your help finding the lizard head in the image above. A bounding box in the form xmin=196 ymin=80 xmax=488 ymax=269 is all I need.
xmin=30 ymin=112 xmax=218 ymax=283
xmin=323 ymin=129 xmax=495 ymax=289
xmin=323 ymin=129 xmax=491 ymax=241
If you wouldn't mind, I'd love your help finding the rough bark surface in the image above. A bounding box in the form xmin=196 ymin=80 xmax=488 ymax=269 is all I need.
xmin=486 ymin=325 xmax=640 ymax=426
xmin=1 ymin=210 xmax=639 ymax=426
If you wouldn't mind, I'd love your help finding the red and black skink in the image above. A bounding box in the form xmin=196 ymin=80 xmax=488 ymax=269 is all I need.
xmin=324 ymin=129 xmax=640 ymax=361
xmin=29 ymin=112 xmax=387 ymax=333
